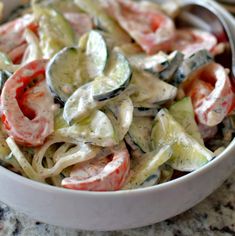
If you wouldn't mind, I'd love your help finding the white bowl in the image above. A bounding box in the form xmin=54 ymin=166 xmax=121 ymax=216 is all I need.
xmin=0 ymin=0 xmax=235 ymax=231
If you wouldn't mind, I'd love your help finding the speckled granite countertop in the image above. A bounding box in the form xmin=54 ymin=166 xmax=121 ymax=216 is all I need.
xmin=0 ymin=171 xmax=234 ymax=236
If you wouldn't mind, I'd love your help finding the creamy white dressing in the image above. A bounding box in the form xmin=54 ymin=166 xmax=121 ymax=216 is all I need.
xmin=131 ymin=71 xmax=177 ymax=104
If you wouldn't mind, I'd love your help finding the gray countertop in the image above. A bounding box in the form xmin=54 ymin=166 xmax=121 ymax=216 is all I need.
xmin=0 ymin=171 xmax=234 ymax=236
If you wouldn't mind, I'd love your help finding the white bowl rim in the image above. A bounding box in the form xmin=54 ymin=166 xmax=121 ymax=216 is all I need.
xmin=0 ymin=0 xmax=235 ymax=198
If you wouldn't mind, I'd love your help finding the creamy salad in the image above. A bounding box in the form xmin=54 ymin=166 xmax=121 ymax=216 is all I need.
xmin=0 ymin=0 xmax=234 ymax=191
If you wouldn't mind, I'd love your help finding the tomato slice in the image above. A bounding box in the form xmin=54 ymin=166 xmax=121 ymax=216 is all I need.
xmin=104 ymin=0 xmax=175 ymax=54
xmin=172 ymin=29 xmax=217 ymax=57
xmin=183 ymin=63 xmax=234 ymax=126
xmin=0 ymin=15 xmax=37 ymax=59
xmin=1 ymin=59 xmax=54 ymax=146
xmin=62 ymin=144 xmax=130 ymax=191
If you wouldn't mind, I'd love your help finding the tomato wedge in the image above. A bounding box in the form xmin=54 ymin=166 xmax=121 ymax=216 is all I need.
xmin=172 ymin=29 xmax=217 ymax=57
xmin=1 ymin=59 xmax=54 ymax=146
xmin=104 ymin=0 xmax=175 ymax=54
xmin=62 ymin=144 xmax=130 ymax=191
xmin=0 ymin=15 xmax=37 ymax=54
xmin=183 ymin=63 xmax=234 ymax=126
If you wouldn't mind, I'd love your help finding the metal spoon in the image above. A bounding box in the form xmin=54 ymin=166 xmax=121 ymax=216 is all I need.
xmin=175 ymin=0 xmax=235 ymax=80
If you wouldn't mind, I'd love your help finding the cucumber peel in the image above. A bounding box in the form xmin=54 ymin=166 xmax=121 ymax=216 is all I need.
xmin=173 ymin=50 xmax=213 ymax=85
xmin=92 ymin=51 xmax=132 ymax=101
xmin=128 ymin=116 xmax=153 ymax=153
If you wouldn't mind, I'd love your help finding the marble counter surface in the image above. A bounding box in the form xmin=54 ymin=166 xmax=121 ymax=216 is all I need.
xmin=0 ymin=171 xmax=234 ymax=236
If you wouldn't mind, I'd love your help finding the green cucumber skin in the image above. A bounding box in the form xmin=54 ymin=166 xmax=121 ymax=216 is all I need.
xmin=133 ymin=107 xmax=159 ymax=117
xmin=93 ymin=74 xmax=132 ymax=101
xmin=93 ymin=52 xmax=132 ymax=102
xmin=142 ymin=51 xmax=184 ymax=82
xmin=128 ymin=116 xmax=153 ymax=153
xmin=173 ymin=50 xmax=213 ymax=85
xmin=124 ymin=134 xmax=144 ymax=156
xmin=159 ymin=51 xmax=184 ymax=81
xmin=46 ymin=47 xmax=79 ymax=103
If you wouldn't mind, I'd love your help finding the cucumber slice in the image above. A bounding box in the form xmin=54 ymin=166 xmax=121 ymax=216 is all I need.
xmin=34 ymin=6 xmax=75 ymax=58
xmin=151 ymin=109 xmax=214 ymax=172
xmin=124 ymin=134 xmax=144 ymax=154
xmin=123 ymin=145 xmax=172 ymax=190
xmin=78 ymin=30 xmax=108 ymax=79
xmin=131 ymin=70 xmax=177 ymax=104
xmin=169 ymin=97 xmax=204 ymax=145
xmin=121 ymin=49 xmax=183 ymax=82
xmin=47 ymin=31 xmax=108 ymax=102
xmin=140 ymin=51 xmax=184 ymax=81
xmin=158 ymin=51 xmax=184 ymax=81
xmin=57 ymin=110 xmax=116 ymax=147
xmin=128 ymin=116 xmax=153 ymax=153
xmin=47 ymin=47 xmax=80 ymax=102
xmin=173 ymin=50 xmax=213 ymax=85
xmin=92 ymin=52 xmax=132 ymax=101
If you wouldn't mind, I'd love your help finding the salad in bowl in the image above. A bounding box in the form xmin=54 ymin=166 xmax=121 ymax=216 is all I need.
xmin=0 ymin=0 xmax=234 ymax=193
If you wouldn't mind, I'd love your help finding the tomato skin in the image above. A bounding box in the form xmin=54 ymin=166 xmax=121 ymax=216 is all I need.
xmin=62 ymin=144 xmax=130 ymax=191
xmin=0 ymin=15 xmax=38 ymax=65
xmin=104 ymin=0 xmax=175 ymax=54
xmin=172 ymin=29 xmax=217 ymax=57
xmin=1 ymin=59 xmax=54 ymax=146
xmin=0 ymin=15 xmax=37 ymax=55
xmin=183 ymin=63 xmax=234 ymax=126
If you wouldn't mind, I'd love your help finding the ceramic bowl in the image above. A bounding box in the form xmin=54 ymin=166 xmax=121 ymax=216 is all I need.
xmin=0 ymin=0 xmax=235 ymax=231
